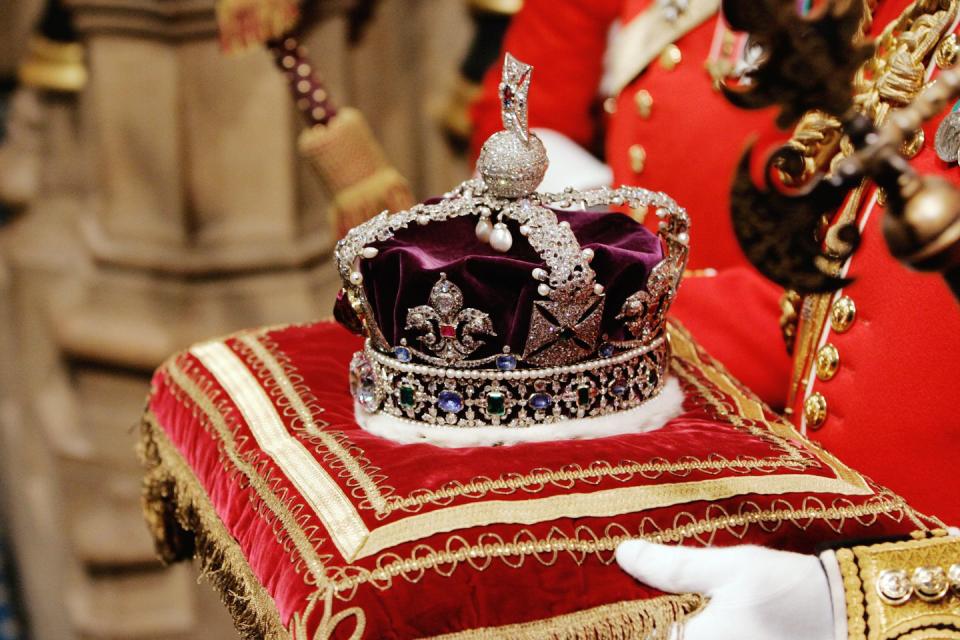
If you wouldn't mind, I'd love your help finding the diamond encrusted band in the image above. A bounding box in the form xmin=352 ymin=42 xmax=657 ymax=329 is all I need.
xmin=350 ymin=336 xmax=669 ymax=428
xmin=337 ymin=53 xmax=688 ymax=430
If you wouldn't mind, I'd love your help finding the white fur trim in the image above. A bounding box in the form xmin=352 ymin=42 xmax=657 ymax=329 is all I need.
xmin=354 ymin=376 xmax=684 ymax=448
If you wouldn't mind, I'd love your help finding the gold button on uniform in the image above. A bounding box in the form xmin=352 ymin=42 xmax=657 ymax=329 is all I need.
xmin=937 ymin=33 xmax=960 ymax=69
xmin=629 ymin=144 xmax=647 ymax=174
xmin=603 ymin=97 xmax=617 ymax=115
xmin=659 ymin=44 xmax=682 ymax=70
xmin=831 ymin=296 xmax=856 ymax=332
xmin=804 ymin=392 xmax=828 ymax=429
xmin=815 ymin=344 xmax=840 ymax=381
xmin=901 ymin=128 xmax=924 ymax=158
xmin=634 ymin=90 xmax=653 ymax=118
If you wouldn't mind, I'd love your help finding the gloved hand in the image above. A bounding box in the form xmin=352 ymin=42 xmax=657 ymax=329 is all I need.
xmin=615 ymin=540 xmax=835 ymax=640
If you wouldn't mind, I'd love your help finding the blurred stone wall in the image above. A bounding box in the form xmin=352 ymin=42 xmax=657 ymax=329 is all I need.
xmin=0 ymin=1 xmax=472 ymax=637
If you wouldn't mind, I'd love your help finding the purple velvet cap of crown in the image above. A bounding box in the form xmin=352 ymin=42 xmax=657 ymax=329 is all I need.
xmin=334 ymin=207 xmax=664 ymax=362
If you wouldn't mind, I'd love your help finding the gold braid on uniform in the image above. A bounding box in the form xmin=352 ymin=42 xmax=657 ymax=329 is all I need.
xmin=835 ymin=529 xmax=960 ymax=640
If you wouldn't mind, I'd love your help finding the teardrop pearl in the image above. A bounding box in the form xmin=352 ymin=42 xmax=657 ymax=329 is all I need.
xmin=475 ymin=216 xmax=493 ymax=242
xmin=489 ymin=223 xmax=513 ymax=253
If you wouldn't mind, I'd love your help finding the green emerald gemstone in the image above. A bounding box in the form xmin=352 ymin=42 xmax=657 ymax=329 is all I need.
xmin=399 ymin=385 xmax=415 ymax=408
xmin=577 ymin=384 xmax=591 ymax=406
xmin=486 ymin=391 xmax=506 ymax=416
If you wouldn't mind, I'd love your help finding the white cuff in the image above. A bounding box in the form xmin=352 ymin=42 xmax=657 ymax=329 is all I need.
xmin=819 ymin=549 xmax=848 ymax=640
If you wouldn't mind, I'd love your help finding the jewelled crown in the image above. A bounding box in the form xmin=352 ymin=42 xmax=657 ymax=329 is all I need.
xmin=334 ymin=53 xmax=689 ymax=430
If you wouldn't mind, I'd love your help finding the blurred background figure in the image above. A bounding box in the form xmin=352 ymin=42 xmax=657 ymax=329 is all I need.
xmin=0 ymin=0 xmax=86 ymax=215
xmin=0 ymin=0 xmax=485 ymax=637
xmin=0 ymin=534 xmax=24 ymax=640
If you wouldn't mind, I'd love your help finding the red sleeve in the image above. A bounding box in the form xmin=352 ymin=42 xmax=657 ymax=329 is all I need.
xmin=469 ymin=0 xmax=621 ymax=158
xmin=669 ymin=268 xmax=791 ymax=410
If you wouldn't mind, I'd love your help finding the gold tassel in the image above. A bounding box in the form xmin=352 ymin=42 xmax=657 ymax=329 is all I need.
xmin=298 ymin=107 xmax=415 ymax=237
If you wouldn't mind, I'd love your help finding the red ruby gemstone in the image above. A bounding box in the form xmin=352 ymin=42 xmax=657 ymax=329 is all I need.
xmin=440 ymin=325 xmax=457 ymax=338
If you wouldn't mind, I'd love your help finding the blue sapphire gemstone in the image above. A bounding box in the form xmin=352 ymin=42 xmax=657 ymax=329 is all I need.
xmin=394 ymin=346 xmax=412 ymax=362
xmin=496 ymin=354 xmax=517 ymax=371
xmin=599 ymin=343 xmax=615 ymax=358
xmin=528 ymin=393 xmax=553 ymax=410
xmin=612 ymin=383 xmax=628 ymax=397
xmin=437 ymin=390 xmax=464 ymax=413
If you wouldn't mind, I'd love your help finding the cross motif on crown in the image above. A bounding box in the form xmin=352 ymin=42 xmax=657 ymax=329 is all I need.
xmin=522 ymin=292 xmax=605 ymax=367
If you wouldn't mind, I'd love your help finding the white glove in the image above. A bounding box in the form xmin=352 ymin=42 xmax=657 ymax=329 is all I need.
xmin=615 ymin=540 xmax=835 ymax=640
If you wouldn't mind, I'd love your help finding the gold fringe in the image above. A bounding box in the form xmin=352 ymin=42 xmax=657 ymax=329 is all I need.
xmin=139 ymin=415 xmax=289 ymax=639
xmin=423 ymin=594 xmax=705 ymax=640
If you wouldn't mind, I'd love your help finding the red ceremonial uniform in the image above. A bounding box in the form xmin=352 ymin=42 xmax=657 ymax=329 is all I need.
xmin=471 ymin=0 xmax=960 ymax=525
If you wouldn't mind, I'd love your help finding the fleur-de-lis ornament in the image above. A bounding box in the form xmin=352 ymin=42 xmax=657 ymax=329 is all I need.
xmin=618 ymin=258 xmax=682 ymax=341
xmin=405 ymin=274 xmax=496 ymax=363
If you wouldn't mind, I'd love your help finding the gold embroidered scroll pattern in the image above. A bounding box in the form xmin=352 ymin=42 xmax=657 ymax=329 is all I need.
xmin=160 ymin=351 xmax=940 ymax=603
xmin=186 ymin=322 xmax=904 ymax=568
xmin=290 ymin=588 xmax=366 ymax=640
xmin=669 ymin=321 xmax=814 ymax=453
xmin=146 ymin=409 xmax=719 ymax=640
xmin=163 ymin=357 xmax=333 ymax=581
xmin=156 ymin=350 xmax=938 ymax=640
xmin=239 ymin=323 xmax=827 ymax=521
xmin=236 ymin=332 xmax=396 ymax=514
xmin=326 ymin=489 xmax=923 ymax=601
xmin=669 ymin=322 xmax=876 ymax=492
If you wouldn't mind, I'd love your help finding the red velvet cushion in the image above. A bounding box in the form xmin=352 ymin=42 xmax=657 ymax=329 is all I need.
xmin=144 ymin=320 xmax=939 ymax=639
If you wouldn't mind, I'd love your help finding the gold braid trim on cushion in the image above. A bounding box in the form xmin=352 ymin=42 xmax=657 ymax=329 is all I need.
xmin=159 ymin=357 xmax=335 ymax=574
xmin=140 ymin=414 xmax=289 ymax=640
xmin=230 ymin=322 xmax=866 ymax=525
xmin=835 ymin=534 xmax=960 ymax=640
xmin=422 ymin=594 xmax=705 ymax=640
xmin=141 ymin=411 xmax=706 ymax=639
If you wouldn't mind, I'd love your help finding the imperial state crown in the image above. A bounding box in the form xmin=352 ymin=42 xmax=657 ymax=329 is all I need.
xmin=334 ymin=54 xmax=690 ymax=437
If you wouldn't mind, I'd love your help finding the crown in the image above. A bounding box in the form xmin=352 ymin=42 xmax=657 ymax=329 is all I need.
xmin=334 ymin=54 xmax=689 ymax=432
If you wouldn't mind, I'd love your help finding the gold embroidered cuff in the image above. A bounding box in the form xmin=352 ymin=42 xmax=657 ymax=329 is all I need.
xmin=835 ymin=532 xmax=960 ymax=640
